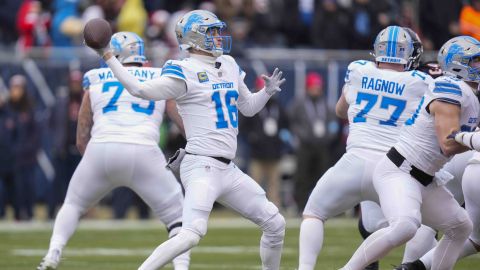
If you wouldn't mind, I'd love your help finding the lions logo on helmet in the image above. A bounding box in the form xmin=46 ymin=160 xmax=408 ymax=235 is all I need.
xmin=438 ymin=36 xmax=480 ymax=82
xmin=109 ymin=32 xmax=146 ymax=65
xmin=373 ymin=26 xmax=413 ymax=67
xmin=175 ymin=10 xmax=232 ymax=57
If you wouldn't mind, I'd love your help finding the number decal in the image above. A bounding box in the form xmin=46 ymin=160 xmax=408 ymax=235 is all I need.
xmin=102 ymin=81 xmax=155 ymax=115
xmin=353 ymin=92 xmax=406 ymax=126
xmin=102 ymin=81 xmax=124 ymax=113
xmin=353 ymin=92 xmax=378 ymax=123
xmin=379 ymin=96 xmax=406 ymax=126
xmin=212 ymin=90 xmax=239 ymax=129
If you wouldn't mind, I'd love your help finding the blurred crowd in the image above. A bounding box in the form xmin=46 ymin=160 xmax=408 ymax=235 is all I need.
xmin=1 ymin=0 xmax=480 ymax=56
xmin=1 ymin=0 xmax=480 ymax=221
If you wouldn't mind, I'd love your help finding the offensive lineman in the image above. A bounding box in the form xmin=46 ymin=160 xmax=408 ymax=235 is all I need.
xmin=341 ymin=36 xmax=480 ymax=270
xmin=298 ymin=26 xmax=431 ymax=270
xmin=87 ymin=10 xmax=287 ymax=270
xmin=37 ymin=32 xmax=190 ymax=270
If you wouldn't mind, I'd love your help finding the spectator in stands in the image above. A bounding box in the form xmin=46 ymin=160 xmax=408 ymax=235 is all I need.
xmin=17 ymin=0 xmax=51 ymax=55
xmin=0 ymin=92 xmax=17 ymax=219
xmin=241 ymin=76 xmax=290 ymax=208
xmin=419 ymin=0 xmax=462 ymax=49
xmin=460 ymin=0 xmax=480 ymax=41
xmin=48 ymin=70 xmax=83 ymax=219
xmin=289 ymin=72 xmax=340 ymax=212
xmin=0 ymin=0 xmax=22 ymax=45
xmin=8 ymin=74 xmax=39 ymax=221
xmin=349 ymin=0 xmax=393 ymax=49
xmin=51 ymin=0 xmax=83 ymax=47
xmin=311 ymin=0 xmax=350 ymax=49
xmin=117 ymin=0 xmax=147 ymax=36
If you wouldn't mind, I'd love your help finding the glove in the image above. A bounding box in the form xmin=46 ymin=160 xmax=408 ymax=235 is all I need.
xmin=166 ymin=148 xmax=186 ymax=181
xmin=263 ymin=68 xmax=286 ymax=95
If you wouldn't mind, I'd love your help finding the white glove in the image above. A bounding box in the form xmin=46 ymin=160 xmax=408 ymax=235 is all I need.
xmin=449 ymin=130 xmax=480 ymax=151
xmin=434 ymin=169 xmax=454 ymax=186
xmin=263 ymin=68 xmax=286 ymax=95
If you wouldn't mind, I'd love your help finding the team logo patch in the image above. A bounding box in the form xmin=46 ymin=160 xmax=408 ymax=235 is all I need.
xmin=197 ymin=72 xmax=209 ymax=83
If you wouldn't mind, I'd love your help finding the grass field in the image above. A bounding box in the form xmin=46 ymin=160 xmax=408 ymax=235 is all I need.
xmin=1 ymin=217 xmax=479 ymax=270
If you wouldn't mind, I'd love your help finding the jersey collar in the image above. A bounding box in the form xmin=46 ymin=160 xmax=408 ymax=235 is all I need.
xmin=190 ymin=53 xmax=217 ymax=67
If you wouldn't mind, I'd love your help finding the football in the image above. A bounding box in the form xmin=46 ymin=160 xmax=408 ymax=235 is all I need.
xmin=83 ymin=18 xmax=112 ymax=49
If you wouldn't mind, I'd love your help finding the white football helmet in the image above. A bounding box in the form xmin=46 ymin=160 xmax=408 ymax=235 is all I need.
xmin=373 ymin=26 xmax=413 ymax=67
xmin=109 ymin=32 xmax=146 ymax=65
xmin=175 ymin=10 xmax=231 ymax=57
xmin=438 ymin=36 xmax=480 ymax=82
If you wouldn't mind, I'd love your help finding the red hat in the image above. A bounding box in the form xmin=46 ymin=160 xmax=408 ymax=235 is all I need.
xmin=306 ymin=72 xmax=323 ymax=88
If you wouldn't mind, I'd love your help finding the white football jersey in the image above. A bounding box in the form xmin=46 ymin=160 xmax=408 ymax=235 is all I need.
xmin=396 ymin=76 xmax=480 ymax=175
xmin=344 ymin=60 xmax=431 ymax=153
xmin=160 ymin=55 xmax=243 ymax=159
xmin=83 ymin=67 xmax=166 ymax=146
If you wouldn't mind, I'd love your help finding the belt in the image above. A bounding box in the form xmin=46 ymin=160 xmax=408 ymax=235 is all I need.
xmin=186 ymin=152 xmax=231 ymax=165
xmin=386 ymin=147 xmax=434 ymax=186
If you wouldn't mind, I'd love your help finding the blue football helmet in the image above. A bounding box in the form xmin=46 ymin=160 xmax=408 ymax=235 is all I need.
xmin=373 ymin=26 xmax=413 ymax=67
xmin=437 ymin=36 xmax=480 ymax=82
xmin=109 ymin=32 xmax=146 ymax=64
xmin=175 ymin=10 xmax=232 ymax=57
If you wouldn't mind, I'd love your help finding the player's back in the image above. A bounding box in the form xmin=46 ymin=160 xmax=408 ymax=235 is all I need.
xmin=395 ymin=75 xmax=480 ymax=175
xmin=83 ymin=66 xmax=166 ymax=146
xmin=343 ymin=60 xmax=430 ymax=153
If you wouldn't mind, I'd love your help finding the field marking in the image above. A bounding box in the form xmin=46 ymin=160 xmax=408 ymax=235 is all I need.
xmin=0 ymin=218 xmax=357 ymax=232
xmin=13 ymin=246 xmax=296 ymax=256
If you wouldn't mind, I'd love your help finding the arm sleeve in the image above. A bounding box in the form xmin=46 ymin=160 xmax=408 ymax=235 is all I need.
xmin=237 ymin=77 xmax=271 ymax=117
xmin=105 ymin=57 xmax=186 ymax=100
xmin=455 ymin=131 xmax=480 ymax=151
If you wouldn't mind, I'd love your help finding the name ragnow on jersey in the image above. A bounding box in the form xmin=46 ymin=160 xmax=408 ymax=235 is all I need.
xmin=343 ymin=60 xmax=432 ymax=153
xmin=83 ymin=66 xmax=166 ymax=146
xmin=159 ymin=55 xmax=243 ymax=160
xmin=395 ymin=76 xmax=480 ymax=175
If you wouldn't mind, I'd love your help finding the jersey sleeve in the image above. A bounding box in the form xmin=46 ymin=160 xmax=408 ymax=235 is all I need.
xmin=160 ymin=60 xmax=186 ymax=81
xmin=82 ymin=71 xmax=91 ymax=90
xmin=428 ymin=77 xmax=464 ymax=107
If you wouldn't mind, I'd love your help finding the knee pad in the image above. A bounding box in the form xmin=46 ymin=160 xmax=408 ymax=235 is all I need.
xmin=386 ymin=217 xmax=420 ymax=247
xmin=177 ymin=229 xmax=202 ymax=247
xmin=185 ymin=217 xmax=208 ymax=237
xmin=261 ymin=213 xmax=286 ymax=248
xmin=444 ymin=210 xmax=473 ymax=240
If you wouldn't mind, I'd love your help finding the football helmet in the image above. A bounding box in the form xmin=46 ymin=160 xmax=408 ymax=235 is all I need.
xmin=109 ymin=32 xmax=146 ymax=65
xmin=438 ymin=36 xmax=480 ymax=82
xmin=373 ymin=26 xmax=413 ymax=67
xmin=175 ymin=10 xmax=231 ymax=57
xmin=403 ymin=27 xmax=423 ymax=70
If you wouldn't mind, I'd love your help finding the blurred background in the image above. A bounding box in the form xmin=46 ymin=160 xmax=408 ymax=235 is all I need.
xmin=0 ymin=0 xmax=478 ymax=222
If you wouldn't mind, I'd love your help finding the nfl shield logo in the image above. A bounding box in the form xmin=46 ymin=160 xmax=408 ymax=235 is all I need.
xmin=197 ymin=72 xmax=209 ymax=83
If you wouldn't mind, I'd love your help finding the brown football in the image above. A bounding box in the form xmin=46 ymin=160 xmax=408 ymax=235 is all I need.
xmin=83 ymin=18 xmax=112 ymax=49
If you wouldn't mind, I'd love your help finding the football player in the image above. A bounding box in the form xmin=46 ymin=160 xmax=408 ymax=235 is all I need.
xmin=87 ymin=10 xmax=287 ymax=270
xmin=37 ymin=32 xmax=190 ymax=270
xmin=341 ymin=36 xmax=480 ymax=270
xmin=298 ymin=26 xmax=431 ymax=270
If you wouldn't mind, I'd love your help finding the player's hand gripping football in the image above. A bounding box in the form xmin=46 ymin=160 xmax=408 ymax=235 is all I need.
xmin=263 ymin=68 xmax=286 ymax=95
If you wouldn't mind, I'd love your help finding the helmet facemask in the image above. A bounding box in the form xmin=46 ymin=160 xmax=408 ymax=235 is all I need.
xmin=176 ymin=10 xmax=232 ymax=57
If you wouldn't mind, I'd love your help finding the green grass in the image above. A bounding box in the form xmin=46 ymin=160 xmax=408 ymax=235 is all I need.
xmin=0 ymin=217 xmax=479 ymax=269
